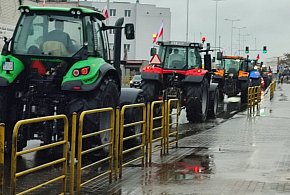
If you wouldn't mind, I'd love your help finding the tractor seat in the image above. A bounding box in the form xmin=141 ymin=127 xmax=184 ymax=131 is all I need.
xmin=171 ymin=60 xmax=184 ymax=69
xmin=42 ymin=41 xmax=69 ymax=56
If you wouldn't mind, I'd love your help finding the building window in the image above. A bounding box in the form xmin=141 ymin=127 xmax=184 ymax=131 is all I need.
xmin=125 ymin=10 xmax=131 ymax=17
xmin=124 ymin=44 xmax=130 ymax=52
xmin=110 ymin=9 xmax=116 ymax=17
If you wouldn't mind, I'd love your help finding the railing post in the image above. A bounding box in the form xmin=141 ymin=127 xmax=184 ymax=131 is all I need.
xmin=70 ymin=113 xmax=77 ymax=195
xmin=114 ymin=107 xmax=120 ymax=180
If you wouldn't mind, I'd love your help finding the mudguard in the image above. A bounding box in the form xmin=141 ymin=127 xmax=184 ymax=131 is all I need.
xmin=0 ymin=55 xmax=25 ymax=86
xmin=120 ymin=88 xmax=144 ymax=107
xmin=62 ymin=62 xmax=120 ymax=91
xmin=141 ymin=72 xmax=161 ymax=81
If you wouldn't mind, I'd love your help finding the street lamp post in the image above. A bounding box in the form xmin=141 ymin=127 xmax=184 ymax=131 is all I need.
xmin=186 ymin=0 xmax=189 ymax=42
xmin=225 ymin=18 xmax=240 ymax=55
xmin=233 ymin=26 xmax=246 ymax=56
xmin=212 ymin=0 xmax=224 ymax=55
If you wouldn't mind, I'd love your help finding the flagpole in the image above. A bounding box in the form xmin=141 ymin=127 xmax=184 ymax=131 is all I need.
xmin=106 ymin=0 xmax=110 ymax=25
xmin=162 ymin=19 xmax=164 ymax=42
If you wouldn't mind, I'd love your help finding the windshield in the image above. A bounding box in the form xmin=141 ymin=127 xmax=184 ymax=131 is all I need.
xmin=158 ymin=46 xmax=201 ymax=70
xmin=12 ymin=14 xmax=83 ymax=57
xmin=224 ymin=59 xmax=241 ymax=73
xmin=132 ymin=75 xmax=142 ymax=81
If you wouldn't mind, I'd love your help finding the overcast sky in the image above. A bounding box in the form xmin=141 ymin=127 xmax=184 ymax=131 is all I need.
xmin=110 ymin=0 xmax=290 ymax=64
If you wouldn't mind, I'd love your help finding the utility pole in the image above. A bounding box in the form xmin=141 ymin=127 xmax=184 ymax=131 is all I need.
xmin=224 ymin=18 xmax=240 ymax=55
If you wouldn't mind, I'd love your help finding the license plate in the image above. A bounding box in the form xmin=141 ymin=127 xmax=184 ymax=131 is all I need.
xmin=229 ymin=73 xmax=234 ymax=77
xmin=3 ymin=61 xmax=14 ymax=71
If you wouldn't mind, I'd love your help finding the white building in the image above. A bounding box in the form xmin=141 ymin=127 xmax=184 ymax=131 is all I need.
xmin=80 ymin=0 xmax=171 ymax=60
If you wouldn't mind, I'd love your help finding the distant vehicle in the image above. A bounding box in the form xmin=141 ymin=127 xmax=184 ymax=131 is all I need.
xmin=130 ymin=74 xmax=142 ymax=88
xmin=213 ymin=55 xmax=246 ymax=99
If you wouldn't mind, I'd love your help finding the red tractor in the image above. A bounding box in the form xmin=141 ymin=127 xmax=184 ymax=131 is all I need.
xmin=141 ymin=41 xmax=219 ymax=122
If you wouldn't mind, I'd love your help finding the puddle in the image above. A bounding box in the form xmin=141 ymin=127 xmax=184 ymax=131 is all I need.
xmin=156 ymin=152 xmax=215 ymax=182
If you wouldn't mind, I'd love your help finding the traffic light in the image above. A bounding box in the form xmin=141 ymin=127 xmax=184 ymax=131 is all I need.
xmin=245 ymin=46 xmax=249 ymax=54
xmin=263 ymin=46 xmax=267 ymax=53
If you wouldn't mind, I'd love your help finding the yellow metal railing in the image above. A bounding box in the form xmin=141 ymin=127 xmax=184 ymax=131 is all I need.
xmin=248 ymin=86 xmax=261 ymax=113
xmin=270 ymin=80 xmax=276 ymax=100
xmin=5 ymin=99 xmax=180 ymax=193
xmin=119 ymin=103 xmax=146 ymax=178
xmin=10 ymin=115 xmax=69 ymax=195
xmin=76 ymin=107 xmax=115 ymax=194
xmin=0 ymin=124 xmax=4 ymax=195
xmin=149 ymin=101 xmax=165 ymax=165
xmin=166 ymin=99 xmax=180 ymax=153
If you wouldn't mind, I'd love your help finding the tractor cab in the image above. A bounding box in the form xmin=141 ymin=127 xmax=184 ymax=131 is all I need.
xmin=151 ymin=41 xmax=203 ymax=70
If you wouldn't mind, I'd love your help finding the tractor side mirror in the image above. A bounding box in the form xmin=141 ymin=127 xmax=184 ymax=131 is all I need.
xmin=217 ymin=51 xmax=223 ymax=60
xmin=204 ymin=54 xmax=212 ymax=71
xmin=150 ymin=48 xmax=157 ymax=56
xmin=125 ymin=23 xmax=135 ymax=40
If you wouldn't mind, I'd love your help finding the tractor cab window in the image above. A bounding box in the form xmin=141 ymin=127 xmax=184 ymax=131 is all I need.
xmin=12 ymin=14 xmax=83 ymax=57
xmin=188 ymin=48 xmax=201 ymax=69
xmin=160 ymin=46 xmax=186 ymax=69
xmin=224 ymin=59 xmax=240 ymax=74
xmin=92 ymin=21 xmax=106 ymax=59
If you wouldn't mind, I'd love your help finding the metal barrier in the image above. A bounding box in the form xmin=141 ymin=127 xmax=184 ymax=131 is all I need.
xmin=270 ymin=80 xmax=276 ymax=100
xmin=166 ymin=99 xmax=180 ymax=153
xmin=248 ymin=86 xmax=261 ymax=113
xmin=0 ymin=124 xmax=4 ymax=195
xmin=149 ymin=101 xmax=165 ymax=165
xmin=76 ymin=107 xmax=115 ymax=194
xmin=119 ymin=103 xmax=146 ymax=178
xmin=10 ymin=115 xmax=69 ymax=195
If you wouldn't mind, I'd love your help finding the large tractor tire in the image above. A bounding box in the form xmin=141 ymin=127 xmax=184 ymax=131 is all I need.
xmin=140 ymin=80 xmax=160 ymax=103
xmin=240 ymin=82 xmax=249 ymax=104
xmin=185 ymin=79 xmax=209 ymax=123
xmin=208 ymin=87 xmax=219 ymax=118
xmin=0 ymin=88 xmax=26 ymax=153
xmin=67 ymin=77 xmax=119 ymax=158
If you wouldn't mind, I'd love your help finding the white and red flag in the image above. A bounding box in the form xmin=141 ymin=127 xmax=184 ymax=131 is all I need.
xmin=153 ymin=22 xmax=164 ymax=43
xmin=102 ymin=6 xmax=109 ymax=20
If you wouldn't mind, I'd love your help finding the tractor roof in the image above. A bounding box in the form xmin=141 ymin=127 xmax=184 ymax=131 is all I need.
xmin=223 ymin=56 xmax=244 ymax=60
xmin=19 ymin=5 xmax=105 ymax=21
xmin=157 ymin=41 xmax=202 ymax=48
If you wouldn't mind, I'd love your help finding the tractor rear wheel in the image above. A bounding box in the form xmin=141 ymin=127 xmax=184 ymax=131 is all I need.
xmin=186 ymin=79 xmax=209 ymax=123
xmin=241 ymin=82 xmax=248 ymax=104
xmin=0 ymin=88 xmax=26 ymax=153
xmin=67 ymin=77 xmax=119 ymax=158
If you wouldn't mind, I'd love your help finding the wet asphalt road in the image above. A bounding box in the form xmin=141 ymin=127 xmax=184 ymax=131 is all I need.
xmin=2 ymin=88 xmax=266 ymax=194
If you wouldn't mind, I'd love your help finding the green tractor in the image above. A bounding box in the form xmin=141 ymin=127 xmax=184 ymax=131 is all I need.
xmin=0 ymin=6 xmax=143 ymax=153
